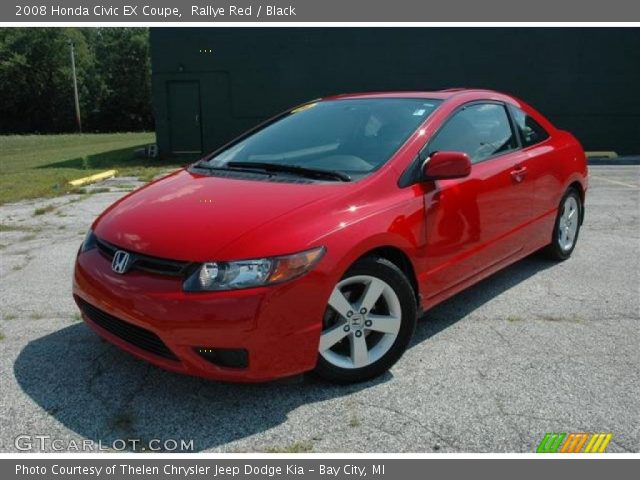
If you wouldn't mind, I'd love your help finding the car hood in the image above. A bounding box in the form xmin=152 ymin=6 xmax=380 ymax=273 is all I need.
xmin=93 ymin=169 xmax=348 ymax=261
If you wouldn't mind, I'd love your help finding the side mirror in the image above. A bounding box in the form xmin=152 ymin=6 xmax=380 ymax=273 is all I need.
xmin=422 ymin=151 xmax=471 ymax=180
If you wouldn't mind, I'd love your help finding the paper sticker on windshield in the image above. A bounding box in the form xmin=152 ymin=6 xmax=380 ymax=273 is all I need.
xmin=413 ymin=108 xmax=426 ymax=116
xmin=291 ymin=103 xmax=318 ymax=114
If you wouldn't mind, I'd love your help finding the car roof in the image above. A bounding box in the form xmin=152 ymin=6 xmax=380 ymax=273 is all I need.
xmin=322 ymin=89 xmax=511 ymax=102
xmin=317 ymin=89 xmax=555 ymax=133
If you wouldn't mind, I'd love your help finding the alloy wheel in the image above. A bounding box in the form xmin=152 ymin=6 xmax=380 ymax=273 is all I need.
xmin=558 ymin=195 xmax=579 ymax=251
xmin=319 ymin=275 xmax=402 ymax=369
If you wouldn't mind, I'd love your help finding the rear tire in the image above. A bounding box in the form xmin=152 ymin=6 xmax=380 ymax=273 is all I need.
xmin=544 ymin=188 xmax=582 ymax=261
xmin=314 ymin=256 xmax=417 ymax=384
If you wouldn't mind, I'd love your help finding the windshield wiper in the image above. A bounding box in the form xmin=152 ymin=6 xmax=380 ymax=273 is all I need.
xmin=191 ymin=160 xmax=272 ymax=176
xmin=227 ymin=161 xmax=351 ymax=182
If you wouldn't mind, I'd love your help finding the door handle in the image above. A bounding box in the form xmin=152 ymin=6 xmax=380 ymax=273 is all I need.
xmin=510 ymin=165 xmax=528 ymax=183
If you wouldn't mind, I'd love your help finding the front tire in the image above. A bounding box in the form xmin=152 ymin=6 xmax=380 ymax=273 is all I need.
xmin=314 ymin=256 xmax=417 ymax=384
xmin=544 ymin=188 xmax=582 ymax=261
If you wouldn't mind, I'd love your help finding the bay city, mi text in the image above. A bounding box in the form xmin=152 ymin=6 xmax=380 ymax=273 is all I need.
xmin=16 ymin=464 xmax=384 ymax=477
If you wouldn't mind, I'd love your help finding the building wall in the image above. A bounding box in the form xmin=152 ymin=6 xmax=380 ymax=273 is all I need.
xmin=150 ymin=28 xmax=640 ymax=156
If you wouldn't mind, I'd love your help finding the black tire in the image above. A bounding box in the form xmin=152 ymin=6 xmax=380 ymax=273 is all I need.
xmin=543 ymin=187 xmax=583 ymax=261
xmin=314 ymin=256 xmax=417 ymax=384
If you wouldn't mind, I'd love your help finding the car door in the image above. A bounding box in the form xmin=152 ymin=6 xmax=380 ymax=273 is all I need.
xmin=419 ymin=101 xmax=535 ymax=300
xmin=508 ymin=104 xmax=558 ymax=244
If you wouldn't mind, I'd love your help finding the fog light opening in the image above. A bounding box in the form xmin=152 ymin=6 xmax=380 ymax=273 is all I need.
xmin=195 ymin=347 xmax=249 ymax=369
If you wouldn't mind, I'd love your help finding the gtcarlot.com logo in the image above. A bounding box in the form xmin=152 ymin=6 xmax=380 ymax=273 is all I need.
xmin=14 ymin=435 xmax=194 ymax=452
xmin=537 ymin=432 xmax=612 ymax=453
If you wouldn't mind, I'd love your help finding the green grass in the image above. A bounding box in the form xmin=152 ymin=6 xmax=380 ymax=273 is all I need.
xmin=34 ymin=204 xmax=57 ymax=216
xmin=540 ymin=314 xmax=584 ymax=323
xmin=0 ymin=133 xmax=185 ymax=204
xmin=0 ymin=224 xmax=39 ymax=233
xmin=264 ymin=441 xmax=314 ymax=453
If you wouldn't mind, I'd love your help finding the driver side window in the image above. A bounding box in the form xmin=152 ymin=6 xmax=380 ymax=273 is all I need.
xmin=429 ymin=103 xmax=517 ymax=163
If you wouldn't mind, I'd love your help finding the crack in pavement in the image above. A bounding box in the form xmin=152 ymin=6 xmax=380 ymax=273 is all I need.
xmin=353 ymin=399 xmax=460 ymax=451
xmin=475 ymin=368 xmax=528 ymax=452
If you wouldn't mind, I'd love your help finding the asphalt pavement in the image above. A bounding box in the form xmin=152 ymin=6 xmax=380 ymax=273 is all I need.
xmin=0 ymin=166 xmax=638 ymax=453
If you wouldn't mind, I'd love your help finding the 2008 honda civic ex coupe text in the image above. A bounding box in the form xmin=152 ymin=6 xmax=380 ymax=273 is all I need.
xmin=73 ymin=89 xmax=588 ymax=383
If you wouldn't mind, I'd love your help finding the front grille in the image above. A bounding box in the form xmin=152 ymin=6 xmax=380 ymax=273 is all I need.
xmin=77 ymin=297 xmax=178 ymax=361
xmin=96 ymin=237 xmax=193 ymax=277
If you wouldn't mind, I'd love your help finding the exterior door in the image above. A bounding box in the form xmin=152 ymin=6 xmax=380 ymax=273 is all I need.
xmin=167 ymin=81 xmax=202 ymax=154
xmin=420 ymin=102 xmax=534 ymax=300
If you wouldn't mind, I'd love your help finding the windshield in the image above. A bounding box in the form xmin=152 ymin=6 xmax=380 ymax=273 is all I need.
xmin=202 ymin=98 xmax=442 ymax=179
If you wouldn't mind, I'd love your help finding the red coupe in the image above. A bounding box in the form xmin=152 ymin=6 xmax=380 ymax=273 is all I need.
xmin=73 ymin=89 xmax=588 ymax=383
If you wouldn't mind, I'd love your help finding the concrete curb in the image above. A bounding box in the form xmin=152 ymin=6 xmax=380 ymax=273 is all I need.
xmin=588 ymin=156 xmax=640 ymax=166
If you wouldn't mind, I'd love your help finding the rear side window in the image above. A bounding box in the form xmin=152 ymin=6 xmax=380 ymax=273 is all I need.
xmin=428 ymin=103 xmax=517 ymax=163
xmin=510 ymin=106 xmax=549 ymax=147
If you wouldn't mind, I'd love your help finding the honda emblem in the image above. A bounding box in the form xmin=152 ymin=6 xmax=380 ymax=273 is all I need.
xmin=111 ymin=250 xmax=131 ymax=274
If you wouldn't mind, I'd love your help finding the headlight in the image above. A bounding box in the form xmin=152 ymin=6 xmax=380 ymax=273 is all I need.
xmin=80 ymin=229 xmax=97 ymax=253
xmin=183 ymin=247 xmax=325 ymax=292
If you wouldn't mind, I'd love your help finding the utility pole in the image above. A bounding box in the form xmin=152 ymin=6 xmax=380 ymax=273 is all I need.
xmin=69 ymin=40 xmax=82 ymax=133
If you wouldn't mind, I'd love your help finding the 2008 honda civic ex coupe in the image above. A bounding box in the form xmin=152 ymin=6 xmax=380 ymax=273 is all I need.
xmin=73 ymin=89 xmax=588 ymax=383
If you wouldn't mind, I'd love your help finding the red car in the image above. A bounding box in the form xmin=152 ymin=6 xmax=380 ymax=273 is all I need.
xmin=73 ymin=89 xmax=587 ymax=383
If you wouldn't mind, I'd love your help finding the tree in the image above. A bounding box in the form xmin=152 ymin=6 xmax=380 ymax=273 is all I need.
xmin=0 ymin=28 xmax=93 ymax=133
xmin=0 ymin=27 xmax=153 ymax=134
xmin=90 ymin=28 xmax=153 ymax=132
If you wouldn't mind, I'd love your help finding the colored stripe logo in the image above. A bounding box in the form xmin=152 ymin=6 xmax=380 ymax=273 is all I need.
xmin=537 ymin=433 xmax=612 ymax=453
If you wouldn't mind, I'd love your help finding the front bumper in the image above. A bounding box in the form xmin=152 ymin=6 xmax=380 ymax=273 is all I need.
xmin=73 ymin=249 xmax=333 ymax=382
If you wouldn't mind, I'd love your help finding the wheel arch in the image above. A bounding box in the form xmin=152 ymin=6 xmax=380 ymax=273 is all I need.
xmin=355 ymin=246 xmax=420 ymax=306
xmin=567 ymin=180 xmax=586 ymax=225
